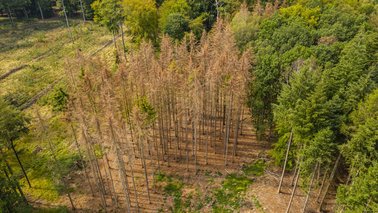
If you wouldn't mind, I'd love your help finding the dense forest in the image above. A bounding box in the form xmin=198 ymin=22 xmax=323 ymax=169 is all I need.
xmin=0 ymin=0 xmax=377 ymax=212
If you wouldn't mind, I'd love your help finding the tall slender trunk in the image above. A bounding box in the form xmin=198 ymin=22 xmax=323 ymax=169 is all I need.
xmin=37 ymin=1 xmax=44 ymax=20
xmin=194 ymin=120 xmax=198 ymax=174
xmin=318 ymin=154 xmax=341 ymax=212
xmin=186 ymin=109 xmax=190 ymax=171
xmin=153 ymin=122 xmax=161 ymax=171
xmin=120 ymin=23 xmax=127 ymax=59
xmin=105 ymin=154 xmax=118 ymax=207
xmin=174 ymin=119 xmax=179 ymax=160
xmin=37 ymin=113 xmax=75 ymax=211
xmin=3 ymin=169 xmax=23 ymax=200
xmin=224 ymin=94 xmax=233 ymax=166
xmin=316 ymin=168 xmax=329 ymax=201
xmin=215 ymin=0 xmax=220 ymax=19
xmin=286 ymin=165 xmax=301 ymax=213
xmin=10 ymin=141 xmax=31 ymax=188
xmin=138 ymin=135 xmax=151 ymax=204
xmin=82 ymin=129 xmax=107 ymax=209
xmin=67 ymin=193 xmax=76 ymax=210
xmin=78 ymin=0 xmax=86 ymax=22
xmin=109 ymin=119 xmax=131 ymax=212
xmin=70 ymin=124 xmax=95 ymax=196
xmin=240 ymin=108 xmax=244 ymax=135
xmin=278 ymin=130 xmax=293 ymax=193
xmin=129 ymin=163 xmax=140 ymax=211
xmin=61 ymin=0 xmax=74 ymax=42
xmin=302 ymin=163 xmax=318 ymax=213
xmin=113 ymin=31 xmax=118 ymax=51
xmin=232 ymin=105 xmax=242 ymax=162
xmin=7 ymin=6 xmax=14 ymax=27
xmin=3 ymin=159 xmax=27 ymax=204
xmin=23 ymin=8 xmax=29 ymax=19
xmin=291 ymin=163 xmax=299 ymax=186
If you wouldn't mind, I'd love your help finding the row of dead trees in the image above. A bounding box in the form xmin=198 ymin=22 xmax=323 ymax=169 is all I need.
xmin=65 ymin=21 xmax=252 ymax=211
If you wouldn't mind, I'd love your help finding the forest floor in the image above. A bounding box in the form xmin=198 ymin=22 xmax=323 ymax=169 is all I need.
xmin=35 ymin=110 xmax=335 ymax=213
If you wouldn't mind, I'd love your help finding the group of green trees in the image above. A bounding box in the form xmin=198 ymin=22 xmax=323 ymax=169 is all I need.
xmin=236 ymin=0 xmax=378 ymax=211
xmin=0 ymin=0 xmax=94 ymax=21
xmin=91 ymin=0 xmax=240 ymax=46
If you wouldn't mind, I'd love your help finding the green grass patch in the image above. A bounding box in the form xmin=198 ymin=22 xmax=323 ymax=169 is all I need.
xmin=0 ymin=18 xmax=114 ymax=204
xmin=212 ymin=173 xmax=253 ymax=212
xmin=155 ymin=172 xmax=184 ymax=213
xmin=242 ymin=159 xmax=266 ymax=176
xmin=4 ymin=110 xmax=80 ymax=201
xmin=252 ymin=195 xmax=265 ymax=212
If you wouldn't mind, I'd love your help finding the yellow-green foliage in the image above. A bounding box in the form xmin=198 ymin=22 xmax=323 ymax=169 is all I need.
xmin=280 ymin=4 xmax=321 ymax=26
xmin=123 ymin=0 xmax=158 ymax=43
xmin=158 ymin=0 xmax=190 ymax=30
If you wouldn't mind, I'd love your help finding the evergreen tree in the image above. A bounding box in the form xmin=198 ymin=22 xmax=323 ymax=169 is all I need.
xmin=0 ymin=99 xmax=31 ymax=188
xmin=337 ymin=89 xmax=378 ymax=212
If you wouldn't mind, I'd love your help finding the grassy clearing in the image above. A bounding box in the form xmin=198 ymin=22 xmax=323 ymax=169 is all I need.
xmin=154 ymin=160 xmax=267 ymax=212
xmin=5 ymin=106 xmax=79 ymax=201
xmin=155 ymin=172 xmax=185 ymax=212
xmin=0 ymin=17 xmax=118 ymax=203
xmin=242 ymin=159 xmax=266 ymax=176
xmin=212 ymin=173 xmax=253 ymax=212
xmin=0 ymin=18 xmax=114 ymax=105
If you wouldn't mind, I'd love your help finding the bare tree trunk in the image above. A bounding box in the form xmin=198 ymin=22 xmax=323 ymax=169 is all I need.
xmin=3 ymin=168 xmax=27 ymax=204
xmin=278 ymin=130 xmax=292 ymax=193
xmin=2 ymin=159 xmax=27 ymax=204
xmin=81 ymin=129 xmax=107 ymax=209
xmin=70 ymin=124 xmax=95 ymax=196
xmin=316 ymin=168 xmax=329 ymax=202
xmin=215 ymin=0 xmax=220 ymax=19
xmin=129 ymin=162 xmax=140 ymax=211
xmin=120 ymin=23 xmax=127 ymax=55
xmin=291 ymin=154 xmax=300 ymax=186
xmin=109 ymin=119 xmax=131 ymax=212
xmin=194 ymin=120 xmax=198 ymax=174
xmin=113 ymin=31 xmax=118 ymax=51
xmin=78 ymin=0 xmax=86 ymax=22
xmin=7 ymin=6 xmax=14 ymax=27
xmin=61 ymin=0 xmax=74 ymax=43
xmin=318 ymin=154 xmax=341 ymax=212
xmin=138 ymin=135 xmax=151 ymax=204
xmin=224 ymin=94 xmax=233 ymax=166
xmin=186 ymin=109 xmax=190 ymax=171
xmin=23 ymin=8 xmax=29 ymax=19
xmin=206 ymin=98 xmax=211 ymax=165
xmin=105 ymin=154 xmax=118 ymax=207
xmin=9 ymin=140 xmax=31 ymax=188
xmin=286 ymin=165 xmax=301 ymax=213
xmin=37 ymin=112 xmax=76 ymax=211
xmin=153 ymin=122 xmax=161 ymax=171
xmin=67 ymin=193 xmax=76 ymax=211
xmin=240 ymin=108 xmax=244 ymax=135
xmin=37 ymin=1 xmax=44 ymax=20
xmin=302 ymin=163 xmax=318 ymax=213
xmin=232 ymin=105 xmax=242 ymax=162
